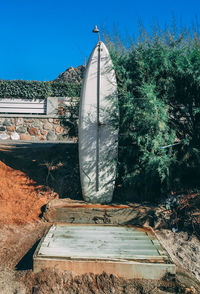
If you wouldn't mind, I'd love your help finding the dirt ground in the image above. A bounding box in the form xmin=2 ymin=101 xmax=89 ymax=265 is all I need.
xmin=0 ymin=142 xmax=200 ymax=294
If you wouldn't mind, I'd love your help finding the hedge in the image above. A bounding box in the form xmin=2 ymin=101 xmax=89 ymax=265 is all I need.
xmin=0 ymin=80 xmax=81 ymax=99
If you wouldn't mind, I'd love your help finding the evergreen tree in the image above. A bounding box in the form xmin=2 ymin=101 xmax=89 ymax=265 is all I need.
xmin=105 ymin=20 xmax=200 ymax=200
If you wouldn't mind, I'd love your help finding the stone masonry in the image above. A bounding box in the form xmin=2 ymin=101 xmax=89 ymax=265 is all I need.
xmin=0 ymin=97 xmax=79 ymax=142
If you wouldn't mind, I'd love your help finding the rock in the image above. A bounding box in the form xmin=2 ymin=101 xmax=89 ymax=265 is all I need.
xmin=16 ymin=126 xmax=27 ymax=133
xmin=0 ymin=127 xmax=6 ymax=131
xmin=57 ymin=134 xmax=65 ymax=141
xmin=20 ymin=134 xmax=32 ymax=141
xmin=47 ymin=131 xmax=57 ymax=141
xmin=41 ymin=130 xmax=47 ymax=135
xmin=3 ymin=118 xmax=11 ymax=126
xmin=44 ymin=122 xmax=53 ymax=130
xmin=53 ymin=119 xmax=59 ymax=124
xmin=56 ymin=126 xmax=62 ymax=134
xmin=65 ymin=112 xmax=71 ymax=118
xmin=39 ymin=136 xmax=45 ymax=141
xmin=11 ymin=132 xmax=20 ymax=140
xmin=150 ymin=288 xmax=173 ymax=294
xmin=24 ymin=119 xmax=34 ymax=123
xmin=54 ymin=65 xmax=85 ymax=84
xmin=7 ymin=125 xmax=15 ymax=132
xmin=28 ymin=127 xmax=38 ymax=135
xmin=185 ymin=286 xmax=197 ymax=293
xmin=58 ymin=109 xmax=65 ymax=115
xmin=33 ymin=120 xmax=43 ymax=127
xmin=0 ymin=133 xmax=10 ymax=140
xmin=16 ymin=118 xmax=24 ymax=125
xmin=33 ymin=121 xmax=43 ymax=131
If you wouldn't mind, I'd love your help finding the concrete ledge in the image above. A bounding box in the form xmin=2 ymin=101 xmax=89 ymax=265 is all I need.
xmin=43 ymin=198 xmax=154 ymax=225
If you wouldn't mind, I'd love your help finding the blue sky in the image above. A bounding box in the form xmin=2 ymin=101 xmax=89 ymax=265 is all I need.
xmin=0 ymin=0 xmax=199 ymax=81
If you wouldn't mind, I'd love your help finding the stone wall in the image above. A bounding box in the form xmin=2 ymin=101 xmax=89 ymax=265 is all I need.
xmin=0 ymin=97 xmax=79 ymax=142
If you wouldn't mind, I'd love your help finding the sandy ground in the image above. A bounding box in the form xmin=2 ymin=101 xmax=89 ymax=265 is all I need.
xmin=0 ymin=143 xmax=199 ymax=293
xmin=156 ymin=230 xmax=200 ymax=282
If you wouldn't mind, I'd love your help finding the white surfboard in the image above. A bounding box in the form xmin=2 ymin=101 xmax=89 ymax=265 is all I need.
xmin=79 ymin=41 xmax=118 ymax=204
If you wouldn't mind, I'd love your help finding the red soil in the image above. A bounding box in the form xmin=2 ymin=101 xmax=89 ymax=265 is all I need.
xmin=0 ymin=160 xmax=57 ymax=224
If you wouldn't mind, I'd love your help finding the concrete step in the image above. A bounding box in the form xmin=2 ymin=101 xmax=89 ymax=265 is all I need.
xmin=43 ymin=199 xmax=154 ymax=225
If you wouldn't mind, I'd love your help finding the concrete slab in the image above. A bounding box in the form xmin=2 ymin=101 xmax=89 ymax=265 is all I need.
xmin=43 ymin=198 xmax=153 ymax=225
xmin=34 ymin=224 xmax=175 ymax=279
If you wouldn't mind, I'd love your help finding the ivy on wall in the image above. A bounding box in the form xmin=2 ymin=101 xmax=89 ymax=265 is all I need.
xmin=0 ymin=80 xmax=81 ymax=99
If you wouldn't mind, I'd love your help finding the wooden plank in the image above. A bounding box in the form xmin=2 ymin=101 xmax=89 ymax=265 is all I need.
xmin=0 ymin=103 xmax=45 ymax=108
xmin=48 ymin=242 xmax=154 ymax=250
xmin=0 ymin=98 xmax=44 ymax=103
xmin=51 ymin=233 xmax=148 ymax=240
xmin=49 ymin=238 xmax=153 ymax=244
xmin=49 ymin=233 xmax=151 ymax=240
xmin=53 ymin=226 xmax=147 ymax=234
xmin=43 ymin=238 xmax=154 ymax=247
xmin=40 ymin=251 xmax=162 ymax=259
xmin=33 ymin=258 xmax=176 ymax=279
xmin=0 ymin=98 xmax=46 ymax=114
xmin=0 ymin=108 xmax=45 ymax=114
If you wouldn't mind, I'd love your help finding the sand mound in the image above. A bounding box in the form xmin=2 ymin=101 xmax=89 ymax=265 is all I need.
xmin=0 ymin=160 xmax=57 ymax=224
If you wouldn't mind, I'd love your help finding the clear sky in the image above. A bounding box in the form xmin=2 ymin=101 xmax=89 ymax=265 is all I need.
xmin=0 ymin=0 xmax=199 ymax=81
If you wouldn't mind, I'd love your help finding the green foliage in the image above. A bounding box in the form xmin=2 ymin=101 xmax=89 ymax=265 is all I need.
xmin=59 ymin=97 xmax=80 ymax=138
xmin=50 ymin=82 xmax=81 ymax=98
xmin=0 ymin=80 xmax=81 ymax=99
xmin=0 ymin=80 xmax=50 ymax=99
xmin=105 ymin=21 xmax=200 ymax=200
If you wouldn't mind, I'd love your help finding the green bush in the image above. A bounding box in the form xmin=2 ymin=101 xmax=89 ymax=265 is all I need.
xmin=50 ymin=81 xmax=81 ymax=98
xmin=105 ymin=21 xmax=200 ymax=200
xmin=0 ymin=80 xmax=81 ymax=99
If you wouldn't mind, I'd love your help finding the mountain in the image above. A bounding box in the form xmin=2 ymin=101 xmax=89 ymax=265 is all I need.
xmin=54 ymin=65 xmax=85 ymax=84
